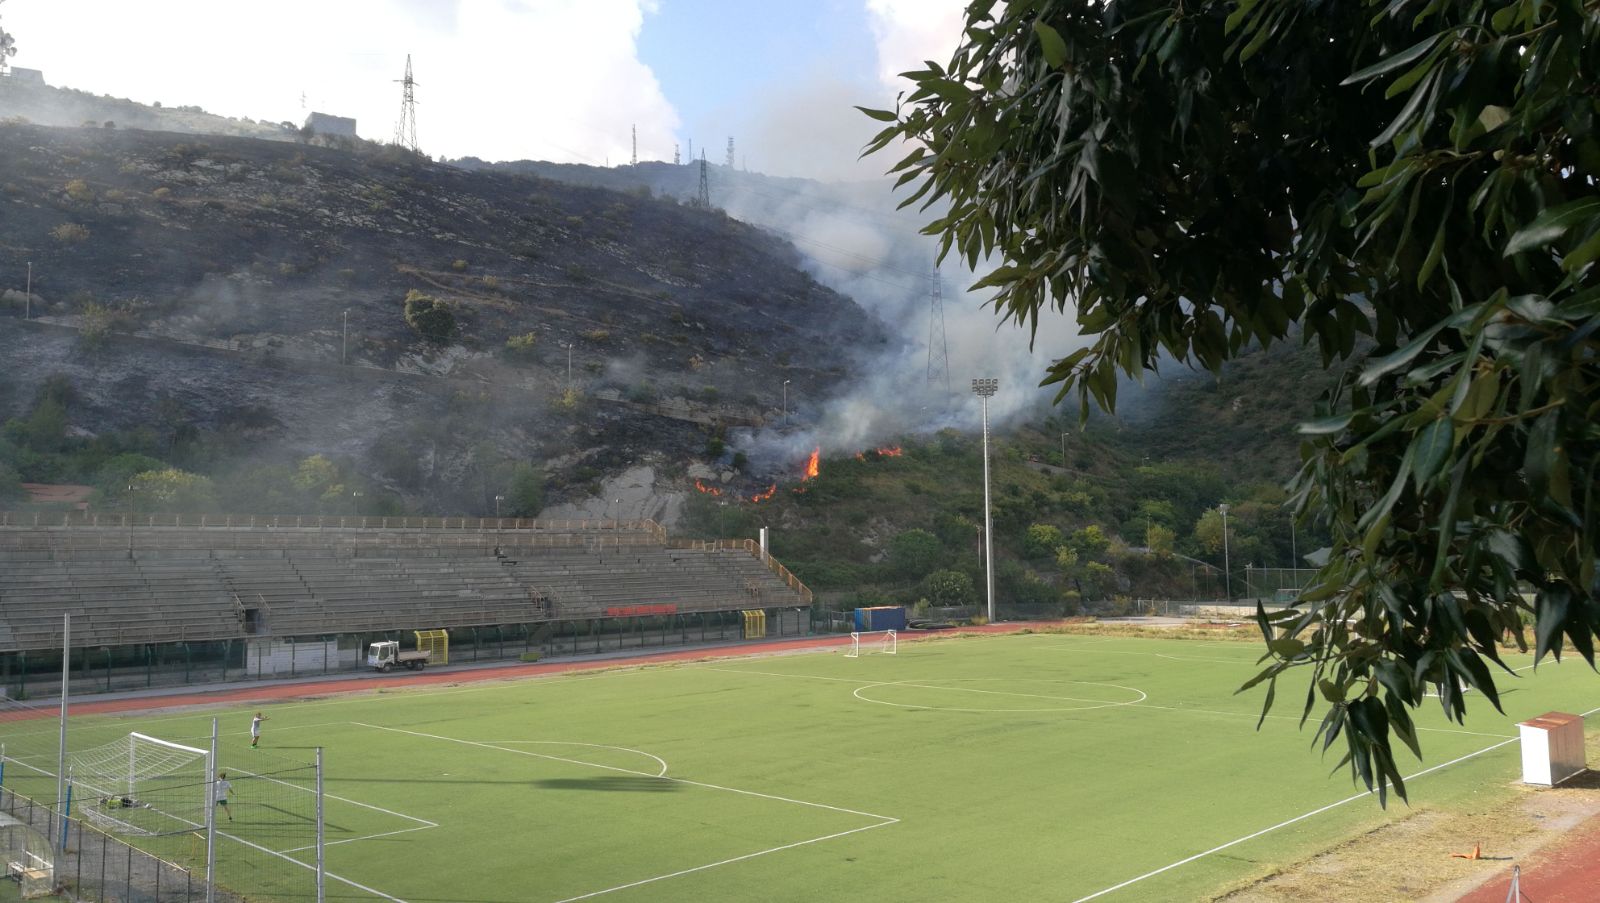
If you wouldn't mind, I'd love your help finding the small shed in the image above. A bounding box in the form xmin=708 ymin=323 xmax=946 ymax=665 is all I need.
xmin=3 ymin=67 xmax=46 ymax=85
xmin=1517 ymin=711 xmax=1586 ymax=786
xmin=0 ymin=811 xmax=54 ymax=898
xmin=303 ymin=111 xmax=358 ymax=138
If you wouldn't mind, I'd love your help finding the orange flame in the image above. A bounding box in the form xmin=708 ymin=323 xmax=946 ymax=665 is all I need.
xmin=750 ymin=484 xmax=777 ymax=503
xmin=803 ymin=448 xmax=820 ymax=480
xmin=693 ymin=479 xmax=723 ymax=496
xmin=856 ymin=445 xmax=904 ymax=461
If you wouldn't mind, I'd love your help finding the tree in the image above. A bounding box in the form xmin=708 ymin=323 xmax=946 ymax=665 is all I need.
xmin=0 ymin=2 xmax=15 ymax=74
xmin=128 ymin=468 xmax=216 ymax=513
xmin=888 ymin=528 xmax=943 ymax=581
xmin=1023 ymin=523 xmax=1065 ymax=559
xmin=920 ymin=569 xmax=978 ymax=607
xmin=866 ymin=0 xmax=1599 ymax=804
xmin=1192 ymin=510 xmax=1226 ymax=557
xmin=504 ymin=463 xmax=545 ymax=518
xmin=403 ymin=290 xmax=457 ymax=343
xmin=1146 ymin=523 xmax=1177 ymax=559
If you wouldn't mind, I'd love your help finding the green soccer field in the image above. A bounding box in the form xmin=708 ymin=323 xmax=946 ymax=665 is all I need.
xmin=5 ymin=631 xmax=1597 ymax=902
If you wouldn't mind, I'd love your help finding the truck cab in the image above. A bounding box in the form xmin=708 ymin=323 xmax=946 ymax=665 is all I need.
xmin=366 ymin=640 xmax=428 ymax=672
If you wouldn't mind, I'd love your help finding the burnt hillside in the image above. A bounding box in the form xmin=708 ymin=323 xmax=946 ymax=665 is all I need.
xmin=0 ymin=122 xmax=886 ymax=515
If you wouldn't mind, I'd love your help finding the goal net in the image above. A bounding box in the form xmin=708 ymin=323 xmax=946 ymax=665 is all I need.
xmin=845 ymin=630 xmax=897 ymax=658
xmin=68 ymin=733 xmax=210 ymax=836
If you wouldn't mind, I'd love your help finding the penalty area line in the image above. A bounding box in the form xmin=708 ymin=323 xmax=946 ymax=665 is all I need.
xmin=551 ymin=818 xmax=898 ymax=903
xmin=1071 ymin=702 xmax=1600 ymax=902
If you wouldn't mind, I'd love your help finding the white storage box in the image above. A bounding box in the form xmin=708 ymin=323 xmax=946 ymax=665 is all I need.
xmin=1518 ymin=711 xmax=1586 ymax=786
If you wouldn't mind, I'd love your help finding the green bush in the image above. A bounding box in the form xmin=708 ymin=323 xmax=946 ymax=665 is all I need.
xmin=403 ymin=290 xmax=457 ymax=343
xmin=518 ymin=652 xmax=542 ymax=663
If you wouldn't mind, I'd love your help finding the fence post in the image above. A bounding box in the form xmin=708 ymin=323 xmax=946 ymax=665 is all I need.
xmin=316 ymin=746 xmax=326 ymax=903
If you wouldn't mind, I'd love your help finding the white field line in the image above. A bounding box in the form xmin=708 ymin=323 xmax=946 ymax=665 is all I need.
xmin=1070 ymin=702 xmax=1600 ymax=903
xmin=279 ymin=823 xmax=435 ymax=854
xmin=464 ymin=740 xmax=669 ymax=777
xmin=355 ymin=722 xmax=901 ymax=900
xmin=1127 ymin=702 xmax=1514 ymax=739
xmin=550 ymin=819 xmax=895 ymax=903
xmin=157 ymin=805 xmax=409 ymax=902
xmin=227 ymin=767 xmax=437 ymax=828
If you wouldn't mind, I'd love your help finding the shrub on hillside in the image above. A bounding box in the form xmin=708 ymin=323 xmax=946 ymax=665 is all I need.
xmin=403 ymin=289 xmax=456 ymax=343
xmin=52 ymin=223 xmax=90 ymax=243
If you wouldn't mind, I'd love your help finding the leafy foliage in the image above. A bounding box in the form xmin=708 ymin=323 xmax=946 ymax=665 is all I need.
xmin=889 ymin=528 xmax=943 ymax=580
xmin=867 ymin=0 xmax=1600 ymax=804
xmin=403 ymin=289 xmax=457 ymax=343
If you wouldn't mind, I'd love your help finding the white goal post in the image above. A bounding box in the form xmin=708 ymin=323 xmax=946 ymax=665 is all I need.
xmin=845 ymin=630 xmax=897 ymax=658
xmin=69 ymin=732 xmax=211 ymax=835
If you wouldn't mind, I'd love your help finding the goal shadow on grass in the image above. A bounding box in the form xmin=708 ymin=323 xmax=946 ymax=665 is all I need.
xmin=532 ymin=776 xmax=682 ymax=793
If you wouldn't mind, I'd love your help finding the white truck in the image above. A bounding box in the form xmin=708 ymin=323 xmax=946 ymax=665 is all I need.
xmin=366 ymin=641 xmax=430 ymax=673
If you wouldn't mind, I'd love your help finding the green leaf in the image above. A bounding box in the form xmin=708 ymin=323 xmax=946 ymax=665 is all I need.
xmin=1341 ymin=33 xmax=1443 ymax=86
xmin=855 ymin=106 xmax=899 ymax=123
xmin=1031 ymin=21 xmax=1068 ymax=69
xmin=1359 ymin=320 xmax=1449 ymax=386
xmin=1299 ymin=413 xmax=1354 ymax=436
xmin=1224 ymin=0 xmax=1261 ymax=35
xmin=1410 ymin=418 xmax=1453 ymax=485
xmin=1534 ymin=584 xmax=1571 ymax=662
xmin=1505 ymin=198 xmax=1600 ymax=256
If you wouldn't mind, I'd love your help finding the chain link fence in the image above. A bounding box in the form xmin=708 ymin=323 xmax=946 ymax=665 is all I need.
xmin=0 ymin=786 xmax=235 ymax=903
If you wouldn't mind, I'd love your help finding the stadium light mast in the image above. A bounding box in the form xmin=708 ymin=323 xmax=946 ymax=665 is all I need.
xmin=972 ymin=378 xmax=998 ymax=623
xmin=1218 ymin=503 xmax=1232 ymax=600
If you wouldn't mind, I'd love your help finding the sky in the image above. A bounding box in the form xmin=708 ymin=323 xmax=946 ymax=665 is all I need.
xmin=1 ymin=0 xmax=967 ymax=181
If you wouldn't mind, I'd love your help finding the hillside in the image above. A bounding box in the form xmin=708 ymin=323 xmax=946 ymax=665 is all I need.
xmin=0 ymin=121 xmax=886 ymax=515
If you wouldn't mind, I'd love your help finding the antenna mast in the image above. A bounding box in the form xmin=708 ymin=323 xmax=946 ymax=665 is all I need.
xmin=725 ymin=136 xmax=735 ymax=168
xmin=696 ymin=151 xmax=710 ymax=207
xmin=673 ymin=144 xmax=680 ymax=165
xmin=631 ymin=125 xmax=638 ymax=166
xmin=393 ymin=54 xmax=420 ymax=154
xmin=927 ymin=260 xmax=951 ymax=393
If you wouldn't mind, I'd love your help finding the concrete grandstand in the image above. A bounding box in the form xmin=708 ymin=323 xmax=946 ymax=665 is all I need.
xmin=0 ymin=513 xmax=813 ymax=695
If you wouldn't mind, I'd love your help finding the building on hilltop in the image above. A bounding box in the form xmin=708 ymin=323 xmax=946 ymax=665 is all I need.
xmin=303 ymin=111 xmax=357 ymax=138
xmin=1 ymin=67 xmax=46 ymax=85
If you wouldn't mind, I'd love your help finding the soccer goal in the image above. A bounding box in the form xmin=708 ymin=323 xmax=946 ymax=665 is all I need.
xmin=68 ymin=733 xmax=211 ymax=836
xmin=845 ymin=630 xmax=897 ymax=658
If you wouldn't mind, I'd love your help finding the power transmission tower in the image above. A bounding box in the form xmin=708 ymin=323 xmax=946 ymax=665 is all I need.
xmin=927 ymin=260 xmax=951 ymax=393
xmin=696 ymin=152 xmax=710 ymax=207
xmin=631 ymin=125 xmax=637 ymax=166
xmin=725 ymin=137 xmax=735 ymax=167
xmin=393 ymin=54 xmax=420 ymax=154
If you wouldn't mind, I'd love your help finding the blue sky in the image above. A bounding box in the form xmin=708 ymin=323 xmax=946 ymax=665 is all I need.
xmin=638 ymin=0 xmax=879 ymax=164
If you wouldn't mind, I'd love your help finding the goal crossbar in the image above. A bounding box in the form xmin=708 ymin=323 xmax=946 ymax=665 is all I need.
xmin=129 ymin=733 xmax=208 ymax=756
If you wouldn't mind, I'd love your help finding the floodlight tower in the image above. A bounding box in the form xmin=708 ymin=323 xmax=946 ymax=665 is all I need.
xmin=394 ymin=55 xmax=420 ymax=154
xmin=972 ymin=377 xmax=999 ymax=623
xmin=1218 ymin=503 xmax=1232 ymax=600
xmin=927 ymin=262 xmax=950 ymax=393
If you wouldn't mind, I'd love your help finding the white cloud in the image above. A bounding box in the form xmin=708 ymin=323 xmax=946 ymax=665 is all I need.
xmin=864 ymin=0 xmax=969 ymax=99
xmin=3 ymin=0 xmax=678 ymax=163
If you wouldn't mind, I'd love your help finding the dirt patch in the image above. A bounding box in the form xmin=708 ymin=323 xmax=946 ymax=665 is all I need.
xmin=1215 ymin=735 xmax=1600 ymax=902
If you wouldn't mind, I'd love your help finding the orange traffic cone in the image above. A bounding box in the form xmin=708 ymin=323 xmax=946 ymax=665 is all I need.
xmin=1450 ymin=842 xmax=1482 ymax=860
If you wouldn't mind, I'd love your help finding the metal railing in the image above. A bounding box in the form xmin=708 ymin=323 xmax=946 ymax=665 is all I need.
xmin=0 ymin=510 xmax=668 ymax=537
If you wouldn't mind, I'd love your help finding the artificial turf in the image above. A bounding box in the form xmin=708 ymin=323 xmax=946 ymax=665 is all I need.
xmin=3 ymin=631 xmax=1596 ymax=902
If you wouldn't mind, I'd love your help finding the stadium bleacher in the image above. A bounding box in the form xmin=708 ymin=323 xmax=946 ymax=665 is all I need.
xmin=0 ymin=517 xmax=812 ymax=662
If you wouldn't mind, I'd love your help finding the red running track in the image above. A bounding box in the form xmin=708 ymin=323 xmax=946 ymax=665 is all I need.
xmin=1455 ymin=811 xmax=1600 ymax=903
xmin=3 ymin=622 xmax=1052 ymax=721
